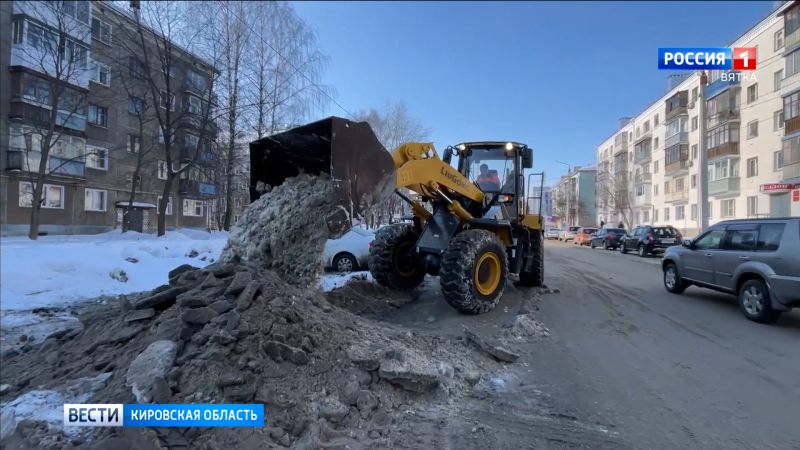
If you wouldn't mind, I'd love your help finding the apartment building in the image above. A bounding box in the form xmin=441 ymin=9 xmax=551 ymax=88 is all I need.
xmin=778 ymin=1 xmax=800 ymax=212
xmin=551 ymin=167 xmax=597 ymax=228
xmin=1 ymin=0 xmax=219 ymax=236
xmin=597 ymin=4 xmax=798 ymax=237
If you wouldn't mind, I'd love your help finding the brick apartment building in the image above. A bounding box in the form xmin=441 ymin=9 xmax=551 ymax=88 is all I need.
xmin=0 ymin=0 xmax=223 ymax=236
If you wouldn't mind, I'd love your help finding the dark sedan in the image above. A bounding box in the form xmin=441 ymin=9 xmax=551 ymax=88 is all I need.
xmin=590 ymin=228 xmax=626 ymax=250
xmin=619 ymin=225 xmax=682 ymax=257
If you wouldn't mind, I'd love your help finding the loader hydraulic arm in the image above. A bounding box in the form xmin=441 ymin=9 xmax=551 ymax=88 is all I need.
xmin=391 ymin=143 xmax=485 ymax=204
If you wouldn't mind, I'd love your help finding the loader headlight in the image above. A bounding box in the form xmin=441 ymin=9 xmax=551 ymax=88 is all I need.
xmin=505 ymin=142 xmax=513 ymax=151
xmin=457 ymin=144 xmax=466 ymax=152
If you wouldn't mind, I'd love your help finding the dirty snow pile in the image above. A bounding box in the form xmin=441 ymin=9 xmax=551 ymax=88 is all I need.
xmin=221 ymin=174 xmax=337 ymax=286
xmin=0 ymin=174 xmax=550 ymax=449
xmin=0 ymin=229 xmax=227 ymax=311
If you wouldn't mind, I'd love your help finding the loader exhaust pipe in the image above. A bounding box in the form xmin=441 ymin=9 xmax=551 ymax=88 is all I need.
xmin=249 ymin=117 xmax=397 ymax=236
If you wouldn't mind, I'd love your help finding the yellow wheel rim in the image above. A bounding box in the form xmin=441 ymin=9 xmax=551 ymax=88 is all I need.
xmin=474 ymin=251 xmax=501 ymax=296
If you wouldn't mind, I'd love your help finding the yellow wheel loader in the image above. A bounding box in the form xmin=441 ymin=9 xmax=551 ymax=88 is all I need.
xmin=249 ymin=116 xmax=544 ymax=314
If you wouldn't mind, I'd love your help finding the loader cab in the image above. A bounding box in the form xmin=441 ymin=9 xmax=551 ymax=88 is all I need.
xmin=454 ymin=142 xmax=532 ymax=219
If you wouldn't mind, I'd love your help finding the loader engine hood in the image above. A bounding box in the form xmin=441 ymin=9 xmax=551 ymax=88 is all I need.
xmin=250 ymin=116 xmax=397 ymax=235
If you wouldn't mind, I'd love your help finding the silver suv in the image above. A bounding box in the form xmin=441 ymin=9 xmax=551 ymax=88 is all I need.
xmin=661 ymin=217 xmax=800 ymax=323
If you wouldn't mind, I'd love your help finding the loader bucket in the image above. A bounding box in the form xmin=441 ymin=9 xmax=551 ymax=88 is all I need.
xmin=249 ymin=116 xmax=397 ymax=236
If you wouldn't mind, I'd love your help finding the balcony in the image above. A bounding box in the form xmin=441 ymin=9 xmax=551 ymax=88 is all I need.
xmin=634 ymin=130 xmax=652 ymax=144
xmin=179 ymin=113 xmax=218 ymax=135
xmin=785 ymin=115 xmax=800 ymax=135
xmin=665 ymin=131 xmax=689 ymax=148
xmin=634 ymin=150 xmax=651 ymax=165
xmin=665 ymin=91 xmax=688 ymax=121
xmin=179 ymin=179 xmax=217 ymax=196
xmin=665 ymin=189 xmax=688 ymax=203
xmin=5 ymin=149 xmax=85 ymax=177
xmin=707 ymin=141 xmax=739 ymax=160
xmin=49 ymin=156 xmax=86 ymax=177
xmin=786 ymin=27 xmax=800 ymax=52
xmin=6 ymin=150 xmax=25 ymax=171
xmin=705 ymin=74 xmax=740 ymax=99
xmin=633 ymin=191 xmax=652 ymax=207
xmin=634 ymin=172 xmax=652 ymax=184
xmin=708 ymin=177 xmax=740 ymax=196
xmin=706 ymin=109 xmax=740 ymax=129
xmin=782 ymin=143 xmax=800 ymax=180
xmin=613 ymin=143 xmax=628 ymax=156
xmin=665 ymin=159 xmax=690 ymax=176
xmin=614 ymin=162 xmax=628 ymax=174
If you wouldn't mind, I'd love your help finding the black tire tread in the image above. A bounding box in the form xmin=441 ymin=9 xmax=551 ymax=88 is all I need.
xmin=368 ymin=224 xmax=425 ymax=290
xmin=519 ymin=231 xmax=544 ymax=287
xmin=440 ymin=229 xmax=508 ymax=314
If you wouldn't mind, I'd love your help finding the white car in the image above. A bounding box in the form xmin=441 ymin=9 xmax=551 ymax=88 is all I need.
xmin=544 ymin=227 xmax=562 ymax=240
xmin=323 ymin=227 xmax=375 ymax=272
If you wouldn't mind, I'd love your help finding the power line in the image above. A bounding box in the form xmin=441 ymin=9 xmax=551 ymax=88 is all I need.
xmin=217 ymin=1 xmax=356 ymax=120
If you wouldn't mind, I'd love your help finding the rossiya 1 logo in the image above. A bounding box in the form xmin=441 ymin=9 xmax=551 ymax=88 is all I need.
xmin=658 ymin=47 xmax=757 ymax=71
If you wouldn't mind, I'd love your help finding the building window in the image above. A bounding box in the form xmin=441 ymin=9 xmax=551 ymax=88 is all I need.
xmin=747 ymin=120 xmax=758 ymax=139
xmin=654 ymin=209 xmax=659 ymax=222
xmin=654 ymin=184 xmax=659 ymax=196
xmin=746 ymin=196 xmax=758 ymax=217
xmin=19 ymin=182 xmax=64 ymax=209
xmin=183 ymin=199 xmax=204 ymax=217
xmin=774 ymin=69 xmax=783 ymax=91
xmin=721 ymin=199 xmax=735 ymax=218
xmin=691 ymin=87 xmax=698 ymax=102
xmin=775 ymin=28 xmax=784 ymax=51
xmin=158 ymin=196 xmax=173 ymax=215
xmin=664 ymin=207 xmax=670 ymax=221
xmin=187 ymin=95 xmax=201 ymax=114
xmin=746 ymin=157 xmax=758 ymax=177
xmin=86 ymin=145 xmax=108 ymax=170
xmin=691 ymin=204 xmax=697 ymax=220
xmin=691 ymin=174 xmax=697 ymax=188
xmin=784 ymin=90 xmax=800 ymax=122
xmin=12 ymin=19 xmax=23 ymax=44
xmin=185 ymin=134 xmax=199 ymax=150
xmin=88 ymin=104 xmax=108 ymax=127
xmin=160 ymin=90 xmax=176 ymax=111
xmin=708 ymin=158 xmax=739 ymax=181
xmin=707 ymin=201 xmax=712 ymax=219
xmin=691 ymin=116 xmax=698 ymax=131
xmin=654 ymin=114 xmax=659 ymax=126
xmin=91 ymin=61 xmax=111 ymax=87
xmin=774 ymin=110 xmax=785 ymax=131
xmin=654 ymin=137 xmax=659 ymax=149
xmin=664 ymin=181 xmax=670 ymax=194
xmin=158 ymin=160 xmax=169 ymax=180
xmin=91 ymin=17 xmax=112 ymax=45
xmin=676 ymin=205 xmax=685 ymax=220
xmin=675 ymin=177 xmax=685 ymax=192
xmin=127 ymin=135 xmax=140 ymax=153
xmin=774 ymin=150 xmax=785 ymax=171
xmin=786 ymin=49 xmax=800 ymax=77
xmin=129 ymin=56 xmax=145 ymax=79
xmin=128 ymin=96 xmax=144 ymax=114
xmin=747 ymin=84 xmax=757 ymax=104
xmin=654 ymin=160 xmax=659 ymax=173
xmin=85 ymin=189 xmax=107 ymax=212
xmin=62 ymin=1 xmax=90 ymax=23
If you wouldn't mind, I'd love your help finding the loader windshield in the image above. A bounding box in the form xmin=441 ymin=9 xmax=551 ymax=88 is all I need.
xmin=462 ymin=147 xmax=516 ymax=194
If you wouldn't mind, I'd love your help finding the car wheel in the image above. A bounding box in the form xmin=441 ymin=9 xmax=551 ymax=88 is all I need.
xmin=637 ymin=245 xmax=647 ymax=257
xmin=663 ymin=263 xmax=687 ymax=294
xmin=738 ymin=279 xmax=781 ymax=324
xmin=333 ymin=253 xmax=358 ymax=273
xmin=590 ymin=241 xmax=596 ymax=249
xmin=602 ymin=240 xmax=609 ymax=250
xmin=619 ymin=243 xmax=627 ymax=254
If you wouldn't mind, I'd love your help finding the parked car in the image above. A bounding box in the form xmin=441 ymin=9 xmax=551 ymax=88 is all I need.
xmin=573 ymin=227 xmax=598 ymax=246
xmin=619 ymin=225 xmax=682 ymax=257
xmin=558 ymin=226 xmax=581 ymax=242
xmin=545 ymin=227 xmax=562 ymax=240
xmin=661 ymin=217 xmax=800 ymax=324
xmin=590 ymin=228 xmax=626 ymax=250
xmin=323 ymin=227 xmax=375 ymax=272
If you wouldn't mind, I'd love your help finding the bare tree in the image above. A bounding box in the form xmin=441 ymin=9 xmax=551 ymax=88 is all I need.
xmin=243 ymin=1 xmax=332 ymax=138
xmin=114 ymin=1 xmax=219 ymax=236
xmin=11 ymin=1 xmax=93 ymax=239
xmin=596 ymin=170 xmax=634 ymax=229
xmin=355 ymin=102 xmax=431 ymax=227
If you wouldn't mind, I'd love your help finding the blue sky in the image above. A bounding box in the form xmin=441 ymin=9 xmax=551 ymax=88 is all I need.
xmin=293 ymin=1 xmax=776 ymax=185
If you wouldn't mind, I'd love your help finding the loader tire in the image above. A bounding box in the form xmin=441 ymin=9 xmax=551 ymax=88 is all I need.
xmin=368 ymin=224 xmax=425 ymax=290
xmin=519 ymin=231 xmax=544 ymax=287
xmin=440 ymin=229 xmax=508 ymax=314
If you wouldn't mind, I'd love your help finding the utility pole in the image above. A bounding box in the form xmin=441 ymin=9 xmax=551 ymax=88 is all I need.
xmin=556 ymin=161 xmax=571 ymax=225
xmin=697 ymin=71 xmax=710 ymax=232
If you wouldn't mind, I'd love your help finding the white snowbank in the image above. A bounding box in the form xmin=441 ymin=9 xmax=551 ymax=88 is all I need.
xmin=1 ymin=229 xmax=227 ymax=312
xmin=319 ymin=271 xmax=373 ymax=292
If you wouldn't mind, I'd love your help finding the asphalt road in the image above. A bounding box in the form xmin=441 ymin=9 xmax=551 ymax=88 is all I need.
xmin=532 ymin=239 xmax=800 ymax=449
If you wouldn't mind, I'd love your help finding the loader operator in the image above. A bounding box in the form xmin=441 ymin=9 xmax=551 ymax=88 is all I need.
xmin=476 ymin=164 xmax=501 ymax=191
